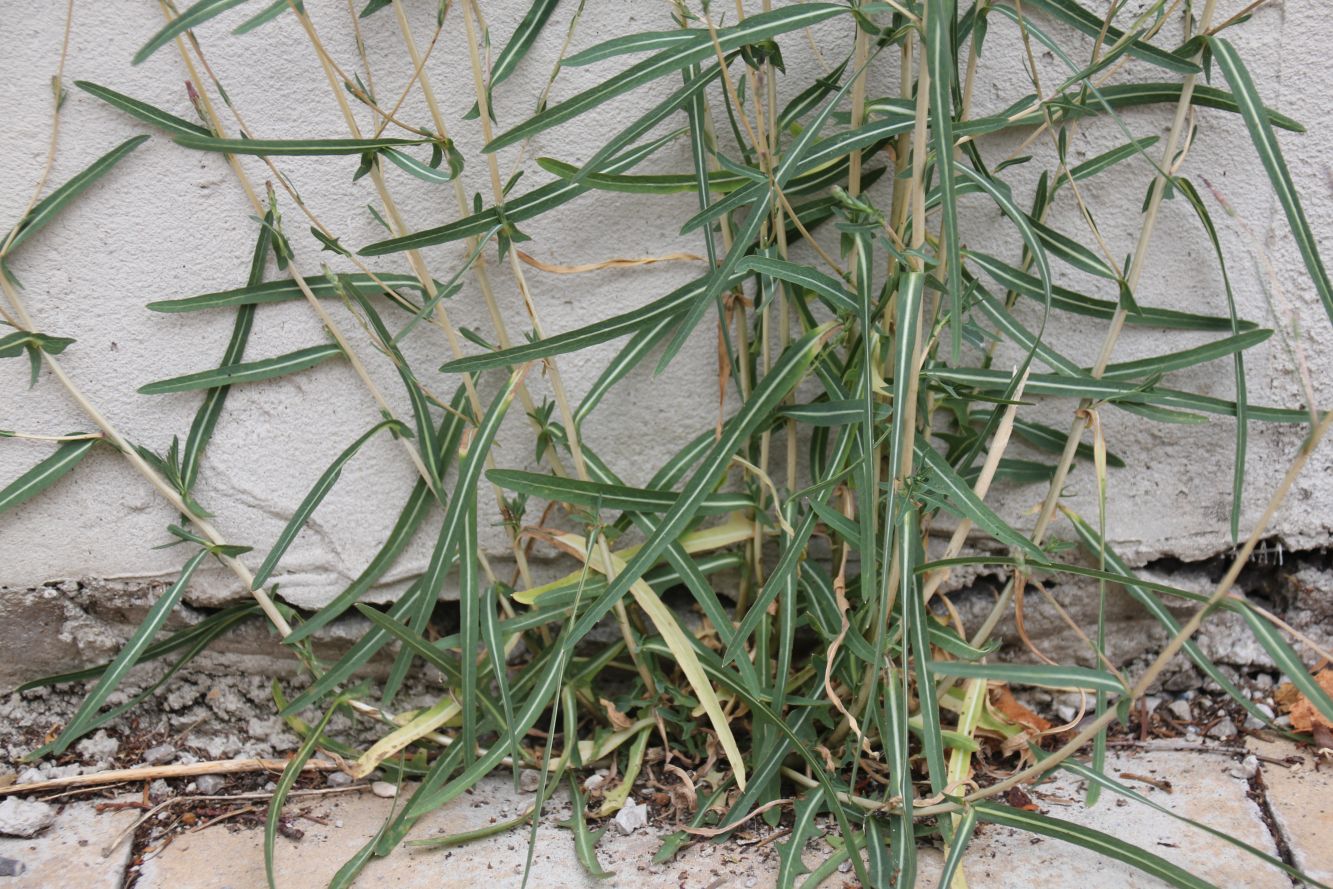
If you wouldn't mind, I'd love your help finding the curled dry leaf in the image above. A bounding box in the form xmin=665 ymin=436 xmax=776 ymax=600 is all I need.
xmin=1278 ymin=668 xmax=1333 ymax=733
xmin=516 ymin=250 xmax=704 ymax=274
xmin=600 ymin=698 xmax=634 ymax=731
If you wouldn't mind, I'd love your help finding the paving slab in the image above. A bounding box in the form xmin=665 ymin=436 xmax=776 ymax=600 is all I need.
xmin=911 ymin=745 xmax=1290 ymax=889
xmin=1246 ymin=735 xmax=1333 ymax=886
xmin=0 ymin=801 xmax=138 ymax=889
xmin=134 ymin=746 xmax=1293 ymax=889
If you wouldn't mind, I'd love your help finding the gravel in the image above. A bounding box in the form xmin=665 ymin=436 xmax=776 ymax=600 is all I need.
xmin=0 ymin=798 xmax=55 ymax=838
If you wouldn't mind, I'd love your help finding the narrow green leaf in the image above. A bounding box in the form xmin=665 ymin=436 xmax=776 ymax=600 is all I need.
xmin=359 ymin=130 xmax=679 ymax=255
xmin=974 ymin=803 xmax=1215 ymax=889
xmin=1060 ymin=136 xmax=1160 ymax=186
xmin=50 ymin=549 xmax=209 ymax=753
xmin=466 ymin=0 xmax=561 ymax=119
xmin=569 ymin=324 xmax=832 ymax=643
xmin=440 ymin=271 xmax=740 ymax=374
xmin=147 ymin=272 xmax=427 ymax=313
xmin=485 ymin=4 xmax=846 ymax=152
xmin=737 ymin=256 xmax=858 ymax=314
xmin=267 ymin=696 xmax=340 ymax=889
xmin=1211 ymin=37 xmax=1333 ymax=328
xmin=967 ymin=250 xmax=1253 ymax=331
xmin=138 ymin=343 xmax=343 ymax=394
xmin=235 ymin=0 xmax=300 ymax=35
xmin=133 ymin=0 xmax=253 ymax=64
xmin=382 ymin=147 xmax=457 ymax=184
xmin=916 ymin=438 xmax=1046 ymax=559
xmin=4 ymin=136 xmax=149 ymax=256
xmin=564 ymin=29 xmax=699 ymax=68
xmin=1017 ymin=0 xmax=1198 ymax=74
xmin=928 ymin=660 xmax=1126 ymax=694
xmin=250 ymin=419 xmax=408 ymax=591
xmin=0 ymin=439 xmax=97 ymax=515
xmin=74 ymin=81 xmax=211 ymax=137
xmin=1097 ymin=329 xmax=1271 ymax=380
xmin=486 ymin=469 xmax=749 ymax=516
xmin=181 ymin=211 xmax=272 ymax=494
xmin=927 ymin=0 xmax=964 ymax=358
xmin=561 ymin=777 xmax=614 ymax=879
xmin=174 ymin=134 xmax=427 ymax=156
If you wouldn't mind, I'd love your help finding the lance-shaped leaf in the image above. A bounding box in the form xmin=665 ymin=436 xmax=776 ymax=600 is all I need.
xmin=927 ymin=0 xmax=964 ymax=358
xmin=440 ymin=270 xmax=742 ymax=374
xmin=1016 ymin=0 xmax=1198 ymax=74
xmin=486 ymin=469 xmax=750 ymax=516
xmin=138 ymin=343 xmax=343 ymax=394
xmin=174 ymin=134 xmax=428 ymax=156
xmin=916 ymin=437 xmax=1047 ymax=558
xmin=368 ymin=370 xmax=524 ymax=706
xmin=485 ymin=3 xmax=845 ymax=151
xmin=234 ymin=0 xmax=300 ymax=34
xmin=359 ymin=131 xmax=679 ymax=255
xmin=924 ymin=367 xmax=1311 ymax=424
xmin=50 ymin=549 xmax=210 ymax=753
xmin=75 ymin=81 xmax=211 ymax=138
xmin=737 ymin=256 xmax=858 ymax=314
xmin=381 ymin=147 xmax=459 ymax=184
xmin=1211 ymin=37 xmax=1333 ymax=328
xmin=250 ymin=419 xmax=408 ymax=590
xmin=567 ymin=324 xmax=832 ymax=644
xmin=266 ymin=696 xmax=342 ymax=889
xmin=929 ymin=660 xmax=1126 ymax=694
xmin=974 ymin=803 xmax=1215 ymax=889
xmin=966 ymin=250 xmax=1251 ymax=330
xmin=134 ymin=0 xmax=254 ymax=64
xmin=1058 ymin=82 xmax=1304 ymax=132
xmin=1096 ymin=329 xmax=1272 ymax=380
xmin=561 ymin=776 xmax=614 ymax=879
xmin=0 ymin=439 xmax=98 ymax=515
xmin=564 ymin=29 xmax=700 ymax=68
xmin=4 ymin=136 xmax=148 ymax=256
xmin=148 ymin=272 xmax=427 ymax=313
xmin=181 ymin=211 xmax=272 ymax=494
xmin=466 ymin=0 xmax=561 ymax=120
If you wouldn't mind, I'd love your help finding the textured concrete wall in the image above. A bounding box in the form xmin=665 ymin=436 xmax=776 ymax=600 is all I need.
xmin=2 ymin=1 xmax=1330 ymax=612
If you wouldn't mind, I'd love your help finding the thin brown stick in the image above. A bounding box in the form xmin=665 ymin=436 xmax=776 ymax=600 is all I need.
xmin=0 ymin=758 xmax=341 ymax=797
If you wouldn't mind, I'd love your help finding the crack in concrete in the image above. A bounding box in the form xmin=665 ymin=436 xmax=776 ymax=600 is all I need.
xmin=1247 ymin=768 xmax=1302 ymax=887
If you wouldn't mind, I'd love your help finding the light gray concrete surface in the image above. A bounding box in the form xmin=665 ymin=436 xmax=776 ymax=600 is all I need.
xmin=0 ymin=801 xmax=137 ymax=889
xmin=1247 ymin=735 xmax=1333 ymax=885
xmin=129 ymin=743 xmax=1312 ymax=889
xmin=2 ymin=2 xmax=1331 ymax=613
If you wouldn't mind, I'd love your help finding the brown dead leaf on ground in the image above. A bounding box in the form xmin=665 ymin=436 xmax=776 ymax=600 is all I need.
xmin=600 ymin=698 xmax=634 ymax=731
xmin=991 ymin=684 xmax=1052 ymax=733
xmin=1277 ymin=668 xmax=1333 ymax=733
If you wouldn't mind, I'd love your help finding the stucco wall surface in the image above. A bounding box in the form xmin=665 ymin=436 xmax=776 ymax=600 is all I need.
xmin=1 ymin=1 xmax=1330 ymax=611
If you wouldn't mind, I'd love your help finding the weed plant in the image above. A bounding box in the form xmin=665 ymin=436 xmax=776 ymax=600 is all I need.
xmin=3 ymin=1 xmax=1332 ymax=887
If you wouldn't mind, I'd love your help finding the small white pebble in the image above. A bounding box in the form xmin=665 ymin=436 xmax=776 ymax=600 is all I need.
xmin=613 ymin=798 xmax=649 ymax=836
xmin=371 ymin=781 xmax=397 ymax=799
